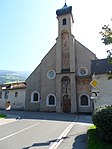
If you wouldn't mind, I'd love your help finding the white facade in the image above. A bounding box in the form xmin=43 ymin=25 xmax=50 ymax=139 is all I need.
xmin=0 ymin=83 xmax=26 ymax=110
xmin=91 ymin=74 xmax=112 ymax=109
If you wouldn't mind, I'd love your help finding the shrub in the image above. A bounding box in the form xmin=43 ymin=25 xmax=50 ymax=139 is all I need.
xmin=92 ymin=105 xmax=112 ymax=142
xmin=0 ymin=114 xmax=7 ymax=118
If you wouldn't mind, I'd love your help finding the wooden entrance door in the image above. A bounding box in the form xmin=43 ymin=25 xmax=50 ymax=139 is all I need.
xmin=6 ymin=101 xmax=11 ymax=110
xmin=63 ymin=99 xmax=71 ymax=113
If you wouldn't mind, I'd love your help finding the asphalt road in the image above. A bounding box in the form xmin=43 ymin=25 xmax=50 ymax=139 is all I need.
xmin=0 ymin=111 xmax=79 ymax=149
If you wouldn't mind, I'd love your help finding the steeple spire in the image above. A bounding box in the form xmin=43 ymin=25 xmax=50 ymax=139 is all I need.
xmin=64 ymin=1 xmax=67 ymax=7
xmin=56 ymin=2 xmax=72 ymax=17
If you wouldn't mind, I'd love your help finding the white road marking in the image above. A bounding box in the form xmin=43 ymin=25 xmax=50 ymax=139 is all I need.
xmin=49 ymin=122 xmax=75 ymax=149
xmin=76 ymin=122 xmax=93 ymax=126
xmin=0 ymin=122 xmax=40 ymax=141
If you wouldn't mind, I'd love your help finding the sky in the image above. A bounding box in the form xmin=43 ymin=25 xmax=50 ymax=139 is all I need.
xmin=0 ymin=0 xmax=112 ymax=71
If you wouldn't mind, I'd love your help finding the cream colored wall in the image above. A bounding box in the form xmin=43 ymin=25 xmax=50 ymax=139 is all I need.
xmin=9 ymin=89 xmax=26 ymax=110
xmin=57 ymin=14 xmax=73 ymax=36
xmin=0 ymin=90 xmax=5 ymax=109
xmin=0 ymin=89 xmax=26 ymax=110
xmin=94 ymin=74 xmax=112 ymax=108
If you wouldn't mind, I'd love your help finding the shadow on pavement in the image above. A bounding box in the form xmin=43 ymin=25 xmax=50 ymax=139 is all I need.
xmin=22 ymin=137 xmax=68 ymax=149
xmin=72 ymin=134 xmax=88 ymax=149
xmin=76 ymin=115 xmax=93 ymax=124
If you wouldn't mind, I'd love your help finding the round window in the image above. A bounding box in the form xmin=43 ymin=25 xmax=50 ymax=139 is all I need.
xmin=78 ymin=67 xmax=88 ymax=76
xmin=47 ymin=70 xmax=56 ymax=79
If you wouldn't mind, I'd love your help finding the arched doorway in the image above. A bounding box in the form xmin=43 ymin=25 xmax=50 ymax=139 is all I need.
xmin=6 ymin=101 xmax=11 ymax=110
xmin=63 ymin=95 xmax=71 ymax=113
xmin=61 ymin=76 xmax=71 ymax=113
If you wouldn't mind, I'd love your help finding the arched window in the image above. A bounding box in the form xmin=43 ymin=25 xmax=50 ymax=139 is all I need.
xmin=15 ymin=92 xmax=18 ymax=97
xmin=31 ymin=91 xmax=40 ymax=103
xmin=46 ymin=94 xmax=56 ymax=107
xmin=63 ymin=18 xmax=66 ymax=25
xmin=4 ymin=90 xmax=9 ymax=99
xmin=79 ymin=94 xmax=90 ymax=107
xmin=0 ymin=91 xmax=2 ymax=99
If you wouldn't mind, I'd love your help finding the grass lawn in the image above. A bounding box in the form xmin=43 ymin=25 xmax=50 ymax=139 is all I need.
xmin=0 ymin=114 xmax=7 ymax=118
xmin=87 ymin=125 xmax=112 ymax=149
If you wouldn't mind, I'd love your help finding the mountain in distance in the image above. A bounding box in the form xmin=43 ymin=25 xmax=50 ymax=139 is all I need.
xmin=0 ymin=70 xmax=31 ymax=84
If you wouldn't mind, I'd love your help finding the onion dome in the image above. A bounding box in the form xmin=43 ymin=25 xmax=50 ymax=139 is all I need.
xmin=56 ymin=2 xmax=72 ymax=17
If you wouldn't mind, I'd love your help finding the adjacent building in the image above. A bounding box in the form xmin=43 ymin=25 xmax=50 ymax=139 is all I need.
xmin=91 ymin=59 xmax=112 ymax=109
xmin=0 ymin=82 xmax=26 ymax=110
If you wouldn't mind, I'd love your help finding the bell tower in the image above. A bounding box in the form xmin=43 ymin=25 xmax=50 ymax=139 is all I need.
xmin=56 ymin=2 xmax=74 ymax=36
xmin=56 ymin=2 xmax=75 ymax=73
xmin=56 ymin=3 xmax=77 ymax=113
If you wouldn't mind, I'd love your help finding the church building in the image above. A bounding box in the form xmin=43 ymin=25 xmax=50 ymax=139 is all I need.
xmin=25 ymin=3 xmax=97 ymax=113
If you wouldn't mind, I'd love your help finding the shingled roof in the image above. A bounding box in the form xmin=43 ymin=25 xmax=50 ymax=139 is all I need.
xmin=91 ymin=58 xmax=112 ymax=74
xmin=0 ymin=82 xmax=26 ymax=90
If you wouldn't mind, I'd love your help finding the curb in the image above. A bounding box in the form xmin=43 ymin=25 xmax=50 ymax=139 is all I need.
xmin=6 ymin=114 xmax=20 ymax=120
xmin=0 ymin=114 xmax=20 ymax=126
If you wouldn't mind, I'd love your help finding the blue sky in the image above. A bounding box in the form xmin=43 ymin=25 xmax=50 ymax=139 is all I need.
xmin=0 ymin=0 xmax=112 ymax=71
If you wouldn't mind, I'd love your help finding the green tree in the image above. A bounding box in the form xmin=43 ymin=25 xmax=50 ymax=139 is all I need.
xmin=100 ymin=24 xmax=112 ymax=45
xmin=100 ymin=23 xmax=112 ymax=79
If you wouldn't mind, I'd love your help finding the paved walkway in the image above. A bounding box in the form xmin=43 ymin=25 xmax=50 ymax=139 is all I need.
xmin=58 ymin=115 xmax=93 ymax=149
xmin=0 ymin=114 xmax=19 ymax=125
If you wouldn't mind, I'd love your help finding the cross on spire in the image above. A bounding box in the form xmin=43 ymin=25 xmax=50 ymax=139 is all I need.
xmin=64 ymin=0 xmax=67 ymax=7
